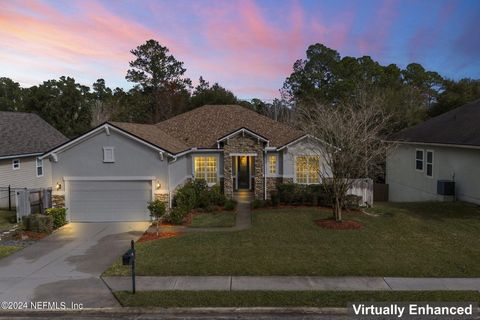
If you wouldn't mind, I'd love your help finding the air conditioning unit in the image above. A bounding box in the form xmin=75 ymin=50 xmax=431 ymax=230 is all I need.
xmin=437 ymin=180 xmax=455 ymax=196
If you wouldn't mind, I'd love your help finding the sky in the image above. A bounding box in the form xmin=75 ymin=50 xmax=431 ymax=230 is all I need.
xmin=1 ymin=0 xmax=479 ymax=100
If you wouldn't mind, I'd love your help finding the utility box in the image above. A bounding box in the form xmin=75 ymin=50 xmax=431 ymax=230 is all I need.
xmin=437 ymin=180 xmax=455 ymax=196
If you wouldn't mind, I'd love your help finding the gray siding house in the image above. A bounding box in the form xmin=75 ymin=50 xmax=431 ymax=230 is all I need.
xmin=42 ymin=105 xmax=327 ymax=222
xmin=386 ymin=100 xmax=480 ymax=204
xmin=0 ymin=112 xmax=67 ymax=208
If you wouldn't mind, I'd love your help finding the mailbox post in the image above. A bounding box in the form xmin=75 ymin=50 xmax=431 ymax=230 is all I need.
xmin=122 ymin=240 xmax=136 ymax=294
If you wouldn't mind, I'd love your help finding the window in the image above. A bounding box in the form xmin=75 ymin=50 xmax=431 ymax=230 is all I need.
xmin=295 ymin=156 xmax=320 ymax=184
xmin=36 ymin=158 xmax=43 ymax=177
xmin=268 ymin=154 xmax=277 ymax=174
xmin=12 ymin=159 xmax=20 ymax=170
xmin=103 ymin=147 xmax=115 ymax=163
xmin=426 ymin=150 xmax=433 ymax=177
xmin=415 ymin=149 xmax=424 ymax=171
xmin=194 ymin=156 xmax=217 ymax=184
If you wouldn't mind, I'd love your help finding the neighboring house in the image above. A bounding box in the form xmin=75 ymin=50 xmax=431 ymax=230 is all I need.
xmin=386 ymin=99 xmax=480 ymax=204
xmin=0 ymin=112 xmax=67 ymax=208
xmin=41 ymin=105 xmax=328 ymax=222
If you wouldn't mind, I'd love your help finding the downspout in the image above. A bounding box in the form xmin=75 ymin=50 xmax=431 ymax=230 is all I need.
xmin=264 ymin=149 xmax=267 ymax=200
xmin=168 ymin=156 xmax=178 ymax=209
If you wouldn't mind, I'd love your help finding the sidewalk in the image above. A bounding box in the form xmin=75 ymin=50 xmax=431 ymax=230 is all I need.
xmin=103 ymin=276 xmax=480 ymax=292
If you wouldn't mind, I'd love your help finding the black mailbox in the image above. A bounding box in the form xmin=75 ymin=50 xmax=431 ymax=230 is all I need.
xmin=122 ymin=249 xmax=134 ymax=266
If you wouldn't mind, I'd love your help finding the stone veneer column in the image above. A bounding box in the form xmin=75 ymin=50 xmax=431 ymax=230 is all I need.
xmin=254 ymin=153 xmax=264 ymax=199
xmin=224 ymin=151 xmax=233 ymax=199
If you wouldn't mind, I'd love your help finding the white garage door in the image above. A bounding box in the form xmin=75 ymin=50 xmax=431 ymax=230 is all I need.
xmin=68 ymin=180 xmax=152 ymax=222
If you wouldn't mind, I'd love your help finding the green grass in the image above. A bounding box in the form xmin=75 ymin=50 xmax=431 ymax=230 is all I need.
xmin=104 ymin=202 xmax=480 ymax=277
xmin=114 ymin=290 xmax=480 ymax=308
xmin=0 ymin=209 xmax=17 ymax=232
xmin=0 ymin=246 xmax=21 ymax=259
xmin=190 ymin=211 xmax=236 ymax=228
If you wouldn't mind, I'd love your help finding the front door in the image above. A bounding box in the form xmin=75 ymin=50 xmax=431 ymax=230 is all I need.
xmin=237 ymin=156 xmax=250 ymax=189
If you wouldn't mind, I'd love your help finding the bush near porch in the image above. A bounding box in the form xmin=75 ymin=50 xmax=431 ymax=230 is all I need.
xmin=105 ymin=201 xmax=480 ymax=277
xmin=167 ymin=180 xmax=237 ymax=224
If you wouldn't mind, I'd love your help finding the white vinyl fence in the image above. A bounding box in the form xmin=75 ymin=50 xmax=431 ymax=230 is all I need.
xmin=347 ymin=178 xmax=373 ymax=207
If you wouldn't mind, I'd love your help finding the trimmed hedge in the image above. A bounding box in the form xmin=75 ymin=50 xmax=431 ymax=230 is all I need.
xmin=45 ymin=208 xmax=67 ymax=229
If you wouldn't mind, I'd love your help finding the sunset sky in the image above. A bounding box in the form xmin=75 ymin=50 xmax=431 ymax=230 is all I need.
xmin=1 ymin=0 xmax=479 ymax=99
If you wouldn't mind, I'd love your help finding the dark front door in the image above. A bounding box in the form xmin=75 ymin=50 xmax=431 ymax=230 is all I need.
xmin=237 ymin=156 xmax=250 ymax=189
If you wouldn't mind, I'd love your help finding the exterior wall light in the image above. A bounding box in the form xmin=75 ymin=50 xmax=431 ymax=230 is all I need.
xmin=156 ymin=181 xmax=161 ymax=190
xmin=55 ymin=182 xmax=62 ymax=191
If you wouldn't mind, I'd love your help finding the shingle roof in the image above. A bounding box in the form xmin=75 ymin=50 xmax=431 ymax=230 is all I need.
xmin=389 ymin=99 xmax=480 ymax=147
xmin=155 ymin=105 xmax=304 ymax=148
xmin=0 ymin=112 xmax=68 ymax=158
xmin=110 ymin=122 xmax=189 ymax=154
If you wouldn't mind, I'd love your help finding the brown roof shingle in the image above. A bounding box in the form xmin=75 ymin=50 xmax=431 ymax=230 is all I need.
xmin=0 ymin=112 xmax=67 ymax=157
xmin=110 ymin=122 xmax=189 ymax=154
xmin=390 ymin=99 xmax=480 ymax=147
xmin=155 ymin=105 xmax=304 ymax=148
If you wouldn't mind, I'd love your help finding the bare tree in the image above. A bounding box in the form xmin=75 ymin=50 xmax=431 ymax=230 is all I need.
xmin=296 ymin=97 xmax=394 ymax=222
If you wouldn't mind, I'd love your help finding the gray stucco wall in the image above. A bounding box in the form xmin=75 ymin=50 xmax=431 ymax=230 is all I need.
xmin=50 ymin=130 xmax=169 ymax=192
xmin=386 ymin=144 xmax=480 ymax=204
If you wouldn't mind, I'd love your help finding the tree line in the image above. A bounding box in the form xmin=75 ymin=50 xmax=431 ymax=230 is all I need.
xmin=1 ymin=39 xmax=479 ymax=138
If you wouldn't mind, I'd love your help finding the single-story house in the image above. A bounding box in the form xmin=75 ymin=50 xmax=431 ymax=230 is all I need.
xmin=0 ymin=111 xmax=67 ymax=208
xmin=41 ymin=105 xmax=328 ymax=222
xmin=386 ymin=99 xmax=480 ymax=204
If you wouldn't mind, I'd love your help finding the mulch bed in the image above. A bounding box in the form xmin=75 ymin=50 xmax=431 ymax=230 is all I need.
xmin=314 ymin=219 xmax=363 ymax=230
xmin=12 ymin=231 xmax=48 ymax=240
xmin=137 ymin=231 xmax=182 ymax=243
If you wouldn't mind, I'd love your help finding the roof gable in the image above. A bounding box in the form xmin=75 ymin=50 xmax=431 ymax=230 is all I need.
xmin=0 ymin=112 xmax=67 ymax=158
xmin=390 ymin=99 xmax=480 ymax=147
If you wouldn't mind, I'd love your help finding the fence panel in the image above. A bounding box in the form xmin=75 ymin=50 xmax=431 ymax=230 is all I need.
xmin=15 ymin=188 xmax=52 ymax=222
xmin=347 ymin=178 xmax=373 ymax=207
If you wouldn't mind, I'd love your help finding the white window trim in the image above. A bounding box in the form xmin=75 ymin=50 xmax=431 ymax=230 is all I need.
xmin=426 ymin=149 xmax=434 ymax=178
xmin=294 ymin=155 xmax=321 ymax=185
xmin=192 ymin=155 xmax=218 ymax=186
xmin=12 ymin=159 xmax=20 ymax=170
xmin=415 ymin=149 xmax=424 ymax=172
xmin=103 ymin=146 xmax=115 ymax=163
xmin=36 ymin=158 xmax=44 ymax=177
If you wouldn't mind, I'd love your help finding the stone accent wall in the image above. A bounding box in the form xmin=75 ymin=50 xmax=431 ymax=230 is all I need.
xmin=282 ymin=177 xmax=294 ymax=184
xmin=266 ymin=177 xmax=283 ymax=199
xmin=223 ymin=135 xmax=265 ymax=199
xmin=154 ymin=193 xmax=169 ymax=206
xmin=52 ymin=194 xmax=65 ymax=208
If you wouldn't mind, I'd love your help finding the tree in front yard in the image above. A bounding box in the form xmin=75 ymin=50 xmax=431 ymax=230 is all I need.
xmin=148 ymin=200 xmax=166 ymax=236
xmin=296 ymin=93 xmax=394 ymax=222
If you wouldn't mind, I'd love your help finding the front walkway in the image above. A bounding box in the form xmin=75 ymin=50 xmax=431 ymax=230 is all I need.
xmin=103 ymin=276 xmax=480 ymax=292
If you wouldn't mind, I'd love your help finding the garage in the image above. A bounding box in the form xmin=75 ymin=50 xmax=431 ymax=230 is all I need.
xmin=67 ymin=180 xmax=152 ymax=222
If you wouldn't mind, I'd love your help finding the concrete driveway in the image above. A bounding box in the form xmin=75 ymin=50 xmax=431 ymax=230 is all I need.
xmin=0 ymin=222 xmax=149 ymax=308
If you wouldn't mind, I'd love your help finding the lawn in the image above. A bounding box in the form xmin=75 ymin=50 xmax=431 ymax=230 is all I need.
xmin=114 ymin=290 xmax=480 ymax=308
xmin=104 ymin=202 xmax=480 ymax=277
xmin=190 ymin=211 xmax=236 ymax=228
xmin=0 ymin=209 xmax=17 ymax=232
xmin=0 ymin=246 xmax=21 ymax=259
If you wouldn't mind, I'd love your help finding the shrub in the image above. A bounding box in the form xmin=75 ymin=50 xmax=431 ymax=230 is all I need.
xmin=209 ymin=185 xmax=226 ymax=206
xmin=174 ymin=183 xmax=197 ymax=212
xmin=345 ymin=194 xmax=362 ymax=209
xmin=252 ymin=199 xmax=268 ymax=209
xmin=224 ymin=199 xmax=237 ymax=211
xmin=23 ymin=214 xmax=53 ymax=233
xmin=270 ymin=191 xmax=280 ymax=207
xmin=148 ymin=200 xmax=166 ymax=220
xmin=45 ymin=208 xmax=67 ymax=229
xmin=277 ymin=183 xmax=296 ymax=204
xmin=168 ymin=206 xmax=189 ymax=225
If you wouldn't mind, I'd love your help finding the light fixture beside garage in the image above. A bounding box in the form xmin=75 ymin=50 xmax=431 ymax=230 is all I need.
xmin=55 ymin=182 xmax=62 ymax=191
xmin=156 ymin=180 xmax=161 ymax=190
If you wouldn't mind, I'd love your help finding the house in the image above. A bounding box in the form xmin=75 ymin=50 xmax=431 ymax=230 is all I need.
xmin=41 ymin=105 xmax=328 ymax=222
xmin=386 ymin=99 xmax=480 ymax=204
xmin=0 ymin=112 xmax=67 ymax=208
